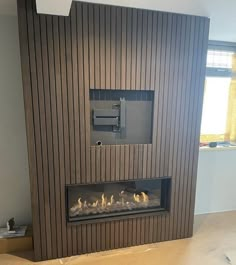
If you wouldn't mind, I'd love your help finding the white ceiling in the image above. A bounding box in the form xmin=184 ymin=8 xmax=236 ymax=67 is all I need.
xmin=0 ymin=0 xmax=236 ymax=42
xmin=36 ymin=0 xmax=72 ymax=16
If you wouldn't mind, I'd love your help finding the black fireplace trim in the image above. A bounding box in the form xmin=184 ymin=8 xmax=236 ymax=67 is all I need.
xmin=67 ymin=209 xmax=169 ymax=225
xmin=65 ymin=177 xmax=171 ymax=225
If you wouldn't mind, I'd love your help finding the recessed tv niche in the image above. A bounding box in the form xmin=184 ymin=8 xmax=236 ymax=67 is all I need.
xmin=90 ymin=89 xmax=154 ymax=145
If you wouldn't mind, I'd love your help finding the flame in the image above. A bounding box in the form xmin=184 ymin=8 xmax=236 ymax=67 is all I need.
xmin=101 ymin=193 xmax=107 ymax=208
xmin=122 ymin=197 xmax=125 ymax=205
xmin=133 ymin=194 xmax=140 ymax=203
xmin=141 ymin=192 xmax=149 ymax=202
xmin=92 ymin=200 xmax=98 ymax=207
xmin=110 ymin=195 xmax=114 ymax=205
xmin=75 ymin=191 xmax=149 ymax=212
xmin=78 ymin=198 xmax=82 ymax=208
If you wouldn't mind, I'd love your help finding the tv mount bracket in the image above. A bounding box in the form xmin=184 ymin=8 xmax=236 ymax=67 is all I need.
xmin=93 ymin=97 xmax=126 ymax=138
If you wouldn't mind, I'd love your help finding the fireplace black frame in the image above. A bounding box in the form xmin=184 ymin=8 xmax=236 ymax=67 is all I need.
xmin=66 ymin=177 xmax=171 ymax=224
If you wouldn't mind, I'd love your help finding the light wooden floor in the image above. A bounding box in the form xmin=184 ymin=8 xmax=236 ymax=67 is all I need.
xmin=0 ymin=211 xmax=235 ymax=265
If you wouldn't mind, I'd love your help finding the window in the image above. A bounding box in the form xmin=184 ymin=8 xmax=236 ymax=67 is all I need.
xmin=200 ymin=43 xmax=236 ymax=143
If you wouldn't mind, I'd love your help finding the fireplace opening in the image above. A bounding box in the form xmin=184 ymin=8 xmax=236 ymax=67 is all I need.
xmin=66 ymin=178 xmax=171 ymax=223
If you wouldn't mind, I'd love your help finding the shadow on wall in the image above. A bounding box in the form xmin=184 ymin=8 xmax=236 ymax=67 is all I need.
xmin=0 ymin=15 xmax=32 ymax=227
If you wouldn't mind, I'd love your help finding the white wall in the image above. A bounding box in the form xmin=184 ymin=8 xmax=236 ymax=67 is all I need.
xmin=195 ymin=149 xmax=236 ymax=214
xmin=0 ymin=15 xmax=31 ymax=227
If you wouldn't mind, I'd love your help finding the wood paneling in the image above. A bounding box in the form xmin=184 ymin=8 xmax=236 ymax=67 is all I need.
xmin=17 ymin=0 xmax=209 ymax=261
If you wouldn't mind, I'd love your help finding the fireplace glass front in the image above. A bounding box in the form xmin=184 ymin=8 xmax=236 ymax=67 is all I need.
xmin=66 ymin=178 xmax=171 ymax=223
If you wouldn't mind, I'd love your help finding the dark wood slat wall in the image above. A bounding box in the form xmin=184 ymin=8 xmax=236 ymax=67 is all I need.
xmin=17 ymin=0 xmax=209 ymax=261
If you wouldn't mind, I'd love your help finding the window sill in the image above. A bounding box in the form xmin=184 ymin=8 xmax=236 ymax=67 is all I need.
xmin=199 ymin=146 xmax=236 ymax=152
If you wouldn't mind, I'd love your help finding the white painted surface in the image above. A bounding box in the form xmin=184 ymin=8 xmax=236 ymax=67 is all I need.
xmin=0 ymin=16 xmax=31 ymax=227
xmin=36 ymin=0 xmax=72 ymax=16
xmin=195 ymin=149 xmax=236 ymax=215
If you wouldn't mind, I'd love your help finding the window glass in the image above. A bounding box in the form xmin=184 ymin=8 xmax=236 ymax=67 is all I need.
xmin=201 ymin=77 xmax=231 ymax=135
xmin=207 ymin=50 xmax=233 ymax=69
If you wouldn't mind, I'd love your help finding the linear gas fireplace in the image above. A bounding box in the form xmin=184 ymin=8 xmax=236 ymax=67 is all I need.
xmin=66 ymin=178 xmax=171 ymax=223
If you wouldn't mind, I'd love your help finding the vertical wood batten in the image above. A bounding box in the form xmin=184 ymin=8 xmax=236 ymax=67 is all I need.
xmin=88 ymin=4 xmax=95 ymax=89
xmin=87 ymin=224 xmax=92 ymax=252
xmin=182 ymin=17 xmax=200 ymax=238
xmin=150 ymin=12 xmax=157 ymax=91
xmin=129 ymin=144 xmax=134 ymax=179
xmin=105 ymin=222 xmax=110 ymax=249
xmin=38 ymin=12 xmax=57 ymax=258
xmin=77 ymin=3 xmax=86 ymax=183
xmin=145 ymin=11 xmax=153 ymax=91
xmin=101 ymin=146 xmax=106 ymax=182
xmin=94 ymin=5 xmax=100 ymax=89
xmin=40 ymin=14 xmax=58 ymax=258
xmin=53 ymin=15 xmax=67 ymax=257
xmin=167 ymin=14 xmax=181 ymax=240
xmin=155 ymin=13 xmax=164 ymax=178
xmin=47 ymin=15 xmax=63 ymax=258
xmin=133 ymin=144 xmax=139 ymax=179
xmin=110 ymin=6 xmax=116 ymax=89
xmin=140 ymin=10 xmax=147 ymax=90
xmin=115 ymin=7 xmax=122 ymax=89
xmin=158 ymin=13 xmax=168 ymax=178
xmin=123 ymin=220 xmax=128 ymax=247
xmin=105 ymin=145 xmax=111 ymax=182
xmin=120 ymin=145 xmax=125 ymax=180
xmin=161 ymin=14 xmax=177 ymax=241
xmin=152 ymin=12 xmax=162 ymax=178
xmin=110 ymin=145 xmax=116 ymax=181
xmin=121 ymin=7 xmax=127 ymax=89
xmin=171 ymin=15 xmax=186 ymax=239
xmin=124 ymin=145 xmax=129 ymax=180
xmin=71 ymin=3 xmax=81 ymax=184
xmin=175 ymin=15 xmax=191 ymax=239
xmin=168 ymin=14 xmax=182 ymax=240
xmin=96 ymin=146 xmax=101 ymax=182
xmin=126 ymin=8 xmax=132 ymax=89
xmin=131 ymin=9 xmax=137 ymax=90
xmin=105 ymin=6 xmax=111 ymax=89
xmin=65 ymin=15 xmax=75 ymax=185
xmin=115 ymin=145 xmax=120 ymax=181
xmin=82 ymin=3 xmax=91 ymax=182
xmin=59 ymin=16 xmax=70 ymax=257
xmin=163 ymin=14 xmax=176 ymax=178
xmin=100 ymin=5 xmax=106 ymax=89
xmin=65 ymin=13 xmax=77 ymax=254
xmin=136 ymin=10 xmax=142 ymax=90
